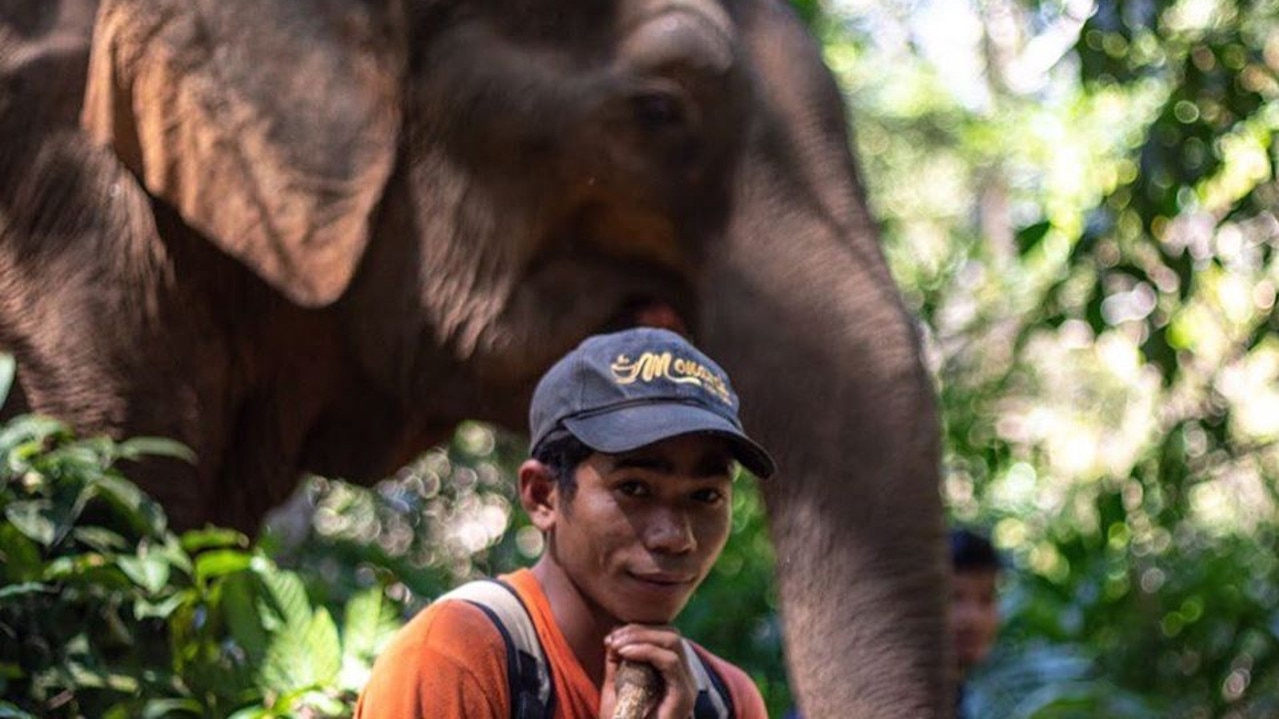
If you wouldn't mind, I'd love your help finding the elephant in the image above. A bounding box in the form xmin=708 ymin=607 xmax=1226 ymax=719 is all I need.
xmin=0 ymin=0 xmax=948 ymax=715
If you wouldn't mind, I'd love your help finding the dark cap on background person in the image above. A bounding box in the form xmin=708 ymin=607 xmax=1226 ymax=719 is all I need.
xmin=528 ymin=327 xmax=776 ymax=478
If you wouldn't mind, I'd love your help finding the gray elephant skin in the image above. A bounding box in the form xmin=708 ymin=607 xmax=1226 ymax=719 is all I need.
xmin=0 ymin=0 xmax=948 ymax=715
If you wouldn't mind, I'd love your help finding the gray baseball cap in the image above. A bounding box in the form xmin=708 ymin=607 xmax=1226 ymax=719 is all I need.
xmin=528 ymin=328 xmax=776 ymax=478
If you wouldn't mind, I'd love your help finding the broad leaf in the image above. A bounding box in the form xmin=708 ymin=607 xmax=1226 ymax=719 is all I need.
xmin=0 ymin=416 xmax=66 ymax=462
xmin=91 ymin=473 xmax=168 ymax=536
xmin=139 ymin=699 xmax=204 ymax=718
xmin=5 ymin=500 xmax=56 ymax=545
xmin=342 ymin=587 xmax=393 ymax=661
xmin=181 ymin=527 xmax=249 ymax=553
xmin=258 ymin=608 xmax=340 ymax=694
xmin=133 ymin=591 xmax=189 ymax=621
xmin=0 ymin=582 xmax=50 ymax=602
xmin=255 ymin=564 xmax=311 ymax=629
xmin=222 ymin=573 xmax=271 ymax=660
xmin=117 ymin=552 xmax=172 ymax=595
xmin=0 ymin=524 xmax=42 ymax=581
xmin=0 ymin=353 xmax=14 ymax=412
xmin=71 ymin=526 xmax=130 ymax=553
xmin=194 ymin=549 xmax=254 ymax=585
xmin=115 ymin=437 xmax=197 ymax=464
xmin=0 ymin=701 xmax=36 ymax=719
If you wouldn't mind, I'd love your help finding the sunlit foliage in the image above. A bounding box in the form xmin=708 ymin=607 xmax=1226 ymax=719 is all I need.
xmin=824 ymin=0 xmax=1279 ymax=714
xmin=4 ymin=1 xmax=1279 ymax=717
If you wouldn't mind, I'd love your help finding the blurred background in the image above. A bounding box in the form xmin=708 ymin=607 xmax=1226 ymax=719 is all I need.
xmin=3 ymin=0 xmax=1277 ymax=717
xmin=280 ymin=0 xmax=1279 ymax=714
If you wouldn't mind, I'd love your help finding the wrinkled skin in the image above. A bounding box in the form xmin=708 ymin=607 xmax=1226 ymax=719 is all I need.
xmin=0 ymin=0 xmax=948 ymax=715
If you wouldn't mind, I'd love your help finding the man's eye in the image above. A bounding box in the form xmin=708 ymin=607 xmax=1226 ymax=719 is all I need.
xmin=617 ymin=481 xmax=649 ymax=497
xmin=691 ymin=488 xmax=724 ymax=504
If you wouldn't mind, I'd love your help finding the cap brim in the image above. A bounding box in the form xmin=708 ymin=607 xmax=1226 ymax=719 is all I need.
xmin=563 ymin=403 xmax=776 ymax=479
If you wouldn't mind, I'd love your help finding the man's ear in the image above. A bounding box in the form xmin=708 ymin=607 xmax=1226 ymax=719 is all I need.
xmin=519 ymin=459 xmax=558 ymax=531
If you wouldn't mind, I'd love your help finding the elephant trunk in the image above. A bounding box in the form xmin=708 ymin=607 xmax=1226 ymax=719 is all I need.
xmin=702 ymin=183 xmax=949 ymax=717
xmin=700 ymin=5 xmax=949 ymax=710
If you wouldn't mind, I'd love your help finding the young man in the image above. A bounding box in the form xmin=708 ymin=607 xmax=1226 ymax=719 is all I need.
xmin=356 ymin=327 xmax=775 ymax=718
xmin=950 ymin=527 xmax=1002 ymax=717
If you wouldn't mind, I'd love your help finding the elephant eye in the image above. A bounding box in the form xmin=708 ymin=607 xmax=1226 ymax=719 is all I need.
xmin=630 ymin=90 xmax=686 ymax=132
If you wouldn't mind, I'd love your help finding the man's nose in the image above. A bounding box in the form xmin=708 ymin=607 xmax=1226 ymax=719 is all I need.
xmin=643 ymin=507 xmax=696 ymax=554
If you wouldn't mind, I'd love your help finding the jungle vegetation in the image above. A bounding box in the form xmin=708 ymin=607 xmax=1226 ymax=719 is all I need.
xmin=3 ymin=0 xmax=1278 ymax=716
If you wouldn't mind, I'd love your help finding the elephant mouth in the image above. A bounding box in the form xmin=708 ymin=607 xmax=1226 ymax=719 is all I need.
xmin=601 ymin=295 xmax=691 ymax=336
xmin=516 ymin=239 xmax=698 ymax=342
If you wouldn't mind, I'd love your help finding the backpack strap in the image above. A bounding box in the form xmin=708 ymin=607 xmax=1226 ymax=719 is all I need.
xmin=683 ymin=641 xmax=735 ymax=719
xmin=436 ymin=579 xmax=555 ymax=719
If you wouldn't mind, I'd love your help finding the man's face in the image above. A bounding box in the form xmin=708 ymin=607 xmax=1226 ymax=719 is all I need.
xmin=549 ymin=433 xmax=734 ymax=624
xmin=951 ymin=568 xmax=1000 ymax=673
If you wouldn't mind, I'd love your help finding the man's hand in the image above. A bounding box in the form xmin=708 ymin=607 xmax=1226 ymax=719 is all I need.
xmin=599 ymin=625 xmax=697 ymax=719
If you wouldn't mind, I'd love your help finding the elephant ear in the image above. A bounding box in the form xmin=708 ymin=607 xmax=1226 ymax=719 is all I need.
xmin=81 ymin=0 xmax=404 ymax=306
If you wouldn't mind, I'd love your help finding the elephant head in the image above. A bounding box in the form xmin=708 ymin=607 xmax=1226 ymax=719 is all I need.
xmin=2 ymin=0 xmax=947 ymax=715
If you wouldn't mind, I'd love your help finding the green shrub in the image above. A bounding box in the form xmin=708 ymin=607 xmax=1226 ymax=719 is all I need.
xmin=0 ymin=407 xmax=399 ymax=718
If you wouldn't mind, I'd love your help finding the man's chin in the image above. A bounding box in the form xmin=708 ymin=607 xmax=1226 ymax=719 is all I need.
xmin=611 ymin=598 xmax=688 ymax=626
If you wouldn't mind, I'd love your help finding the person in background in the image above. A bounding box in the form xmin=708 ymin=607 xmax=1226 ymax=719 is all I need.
xmin=785 ymin=528 xmax=1005 ymax=719
xmin=950 ymin=527 xmax=1002 ymax=717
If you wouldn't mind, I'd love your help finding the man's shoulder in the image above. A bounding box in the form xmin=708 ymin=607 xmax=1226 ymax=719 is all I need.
xmin=356 ymin=595 xmax=512 ymax=718
xmin=382 ymin=593 xmax=509 ymax=663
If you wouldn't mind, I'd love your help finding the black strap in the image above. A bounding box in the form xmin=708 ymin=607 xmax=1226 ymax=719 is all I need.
xmin=455 ymin=579 xmax=555 ymax=719
xmin=691 ymin=646 xmax=736 ymax=719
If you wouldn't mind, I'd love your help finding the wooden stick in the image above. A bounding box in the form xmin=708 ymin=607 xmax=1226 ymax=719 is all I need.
xmin=612 ymin=659 xmax=662 ymax=719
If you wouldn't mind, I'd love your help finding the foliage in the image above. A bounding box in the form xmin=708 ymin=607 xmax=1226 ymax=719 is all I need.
xmin=825 ymin=0 xmax=1279 ymax=714
xmin=6 ymin=0 xmax=1279 ymax=716
xmin=0 ymin=403 xmax=399 ymax=718
xmin=261 ymin=422 xmax=537 ymax=615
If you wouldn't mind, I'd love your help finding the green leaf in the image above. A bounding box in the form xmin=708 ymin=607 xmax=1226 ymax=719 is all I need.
xmin=5 ymin=500 xmax=56 ymax=545
xmin=1015 ymin=220 xmax=1053 ymax=257
xmin=0 ymin=415 xmax=66 ymax=463
xmin=117 ymin=552 xmax=172 ymax=595
xmin=259 ymin=608 xmax=340 ymax=694
xmin=305 ymin=608 xmax=342 ymax=686
xmin=0 ymin=524 xmax=42 ymax=581
xmin=0 ymin=354 xmax=14 ymax=412
xmin=181 ymin=527 xmax=249 ymax=553
xmin=342 ymin=587 xmax=392 ymax=662
xmin=71 ymin=526 xmax=130 ymax=553
xmin=64 ymin=659 xmax=140 ymax=692
xmin=134 ymin=591 xmax=189 ymax=621
xmin=44 ymin=553 xmax=123 ymax=586
xmin=156 ymin=533 xmax=193 ymax=578
xmin=139 ymin=698 xmax=204 ymax=718
xmin=222 ymin=573 xmax=271 ymax=660
xmin=0 ymin=700 xmax=36 ymax=719
xmin=194 ymin=549 xmax=254 ymax=585
xmin=255 ymin=564 xmax=311 ymax=629
xmin=0 ymin=582 xmax=50 ymax=602
xmin=91 ymin=473 xmax=168 ymax=536
xmin=115 ymin=437 xmax=197 ymax=464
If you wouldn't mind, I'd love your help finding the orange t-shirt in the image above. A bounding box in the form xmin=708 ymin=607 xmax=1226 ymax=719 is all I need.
xmin=355 ymin=568 xmax=768 ymax=718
